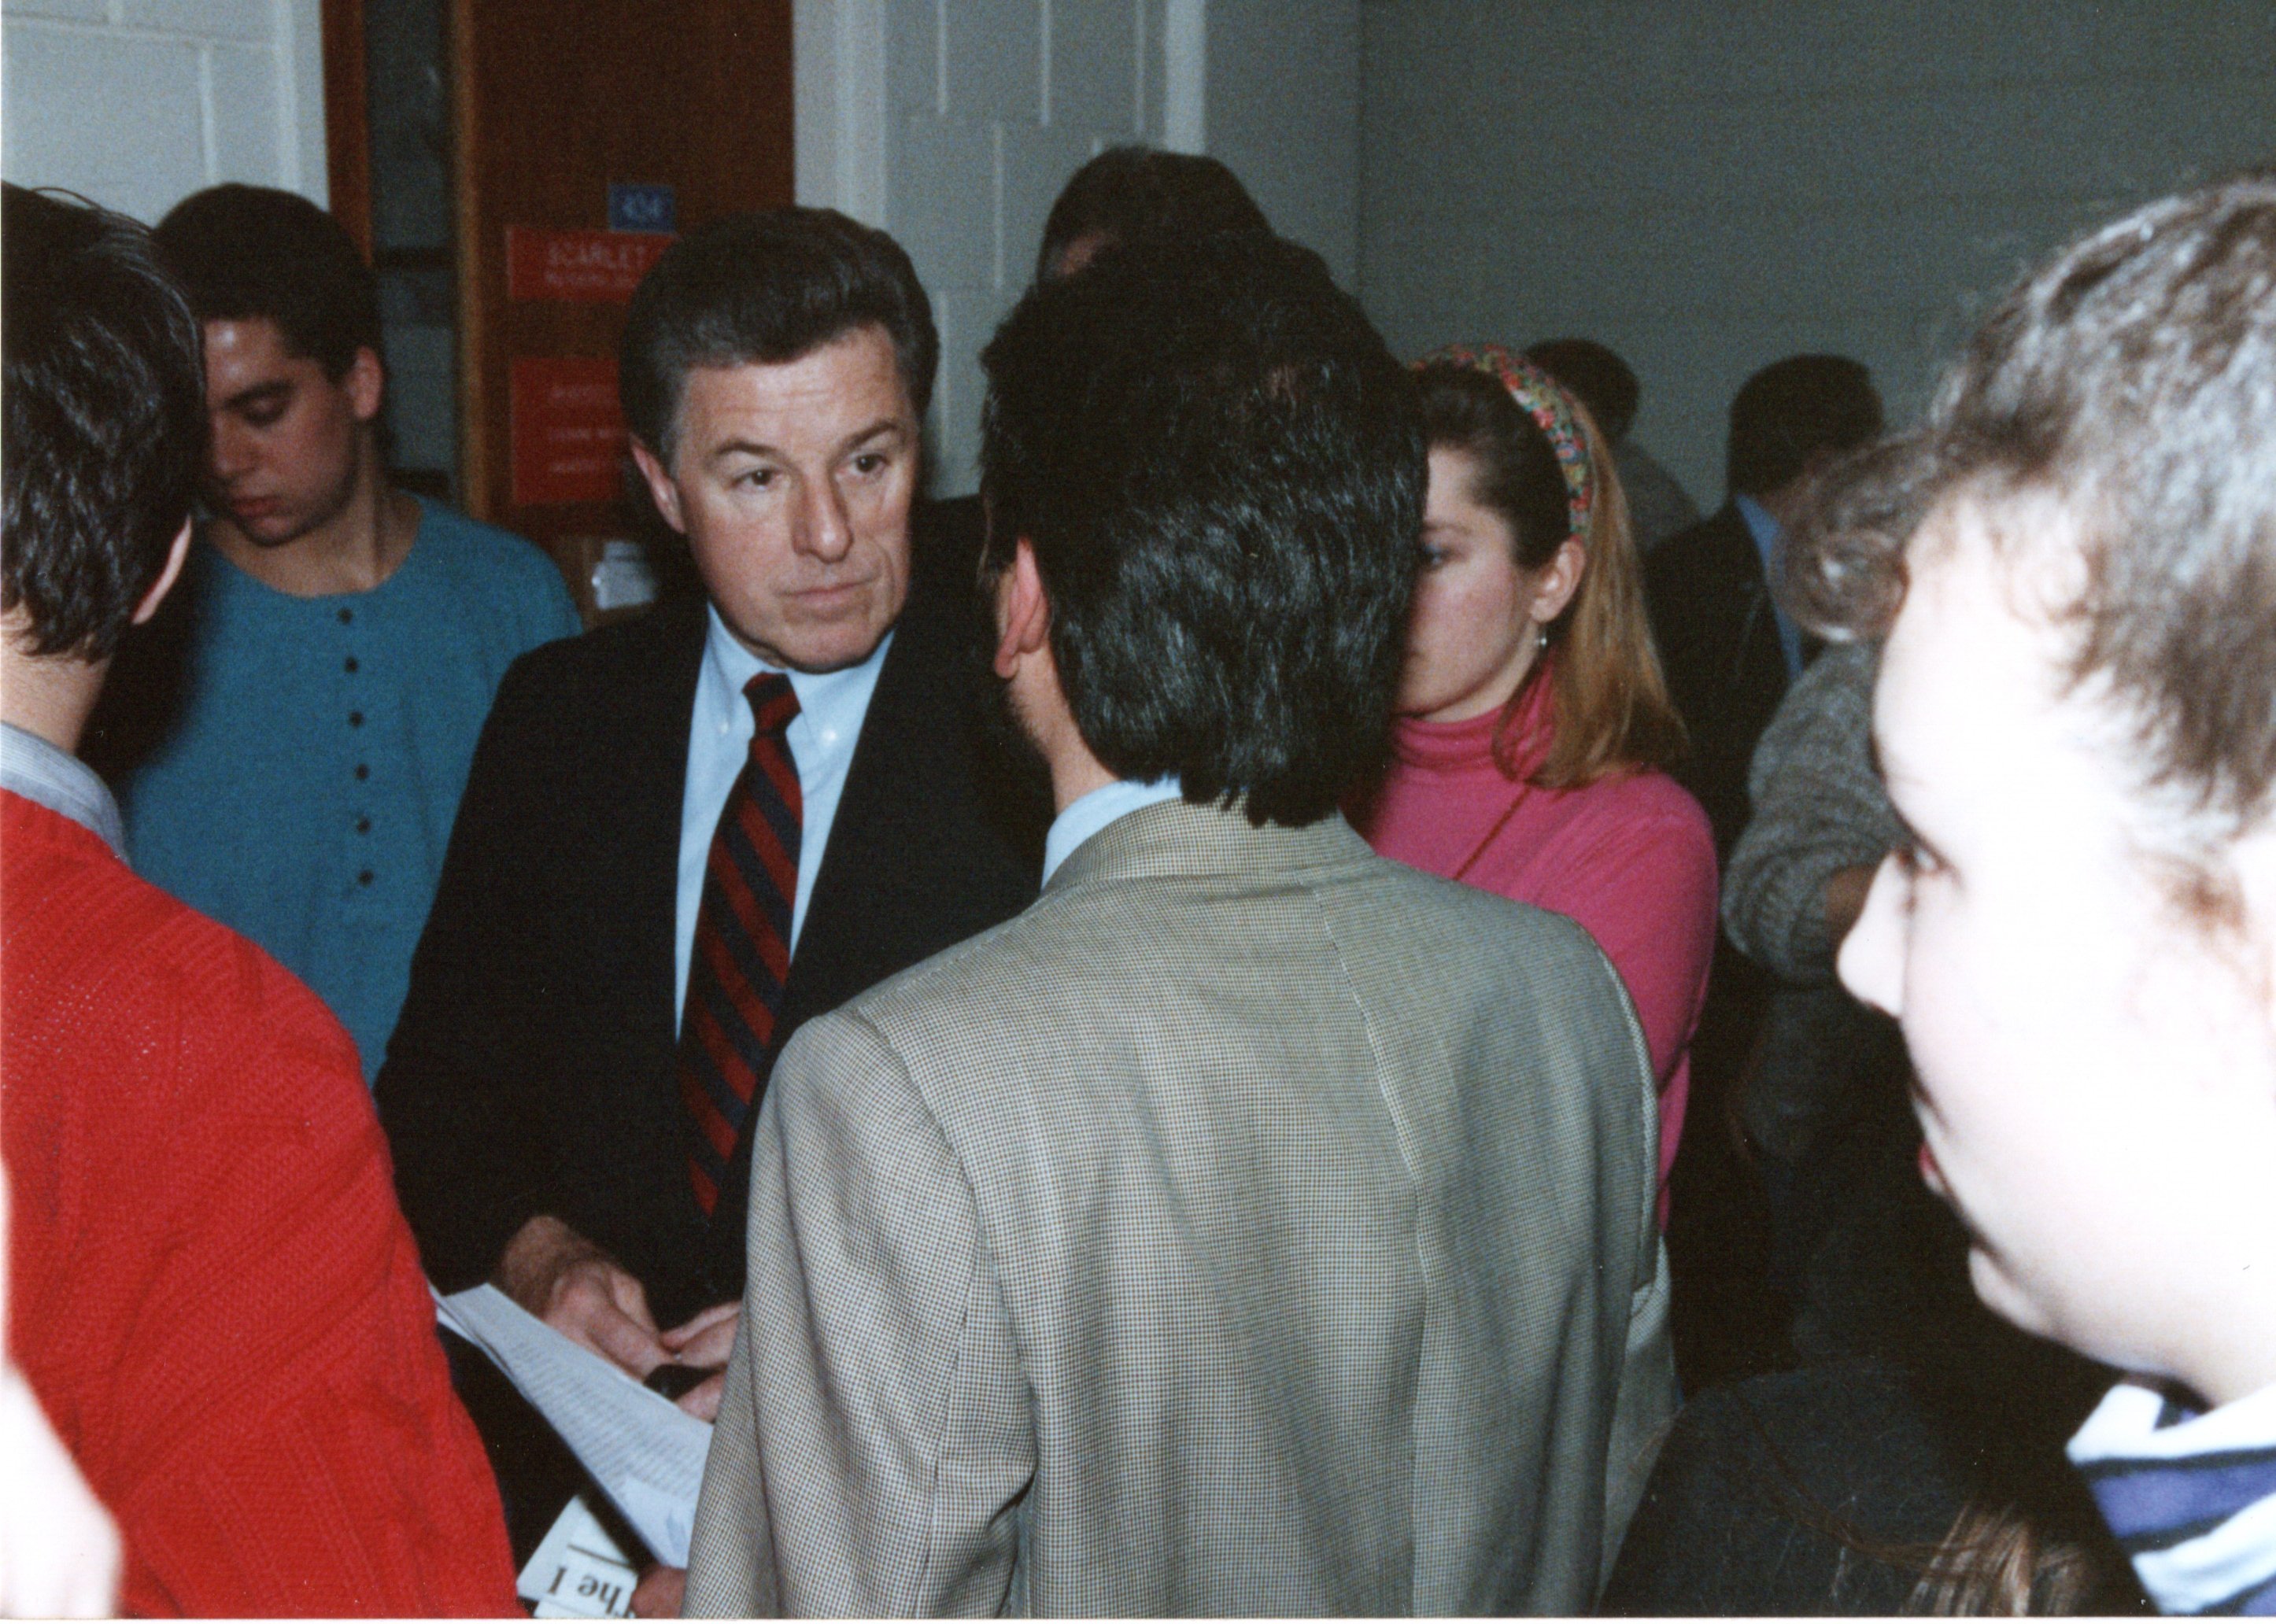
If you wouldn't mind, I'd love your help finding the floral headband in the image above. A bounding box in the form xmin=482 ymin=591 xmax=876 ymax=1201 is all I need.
xmin=1417 ymin=341 xmax=1595 ymax=541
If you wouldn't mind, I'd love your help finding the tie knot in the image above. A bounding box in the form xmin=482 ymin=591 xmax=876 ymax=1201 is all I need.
xmin=745 ymin=672 xmax=800 ymax=736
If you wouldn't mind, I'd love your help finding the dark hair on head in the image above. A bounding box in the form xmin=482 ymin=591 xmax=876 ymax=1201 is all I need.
xmin=153 ymin=183 xmax=379 ymax=378
xmin=620 ymin=206 xmax=937 ymax=463
xmin=4 ymin=184 xmax=206 ymax=661
xmin=981 ymin=231 xmax=1424 ymax=826
xmin=1727 ymin=354 xmax=1883 ymax=496
xmin=1416 ymin=363 xmax=1685 ymax=787
xmin=1525 ymin=337 xmax=1641 ymax=442
xmin=1036 ymin=146 xmax=1271 ymax=284
xmin=1789 ymin=166 xmax=2276 ymax=840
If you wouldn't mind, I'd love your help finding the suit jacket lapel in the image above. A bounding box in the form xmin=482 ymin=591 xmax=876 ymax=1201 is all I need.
xmin=780 ymin=605 xmax=924 ymax=1035
xmin=637 ymin=598 xmax=713 ymax=1055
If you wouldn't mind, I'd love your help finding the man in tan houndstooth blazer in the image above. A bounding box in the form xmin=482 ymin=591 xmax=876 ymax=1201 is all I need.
xmin=685 ymin=231 xmax=1677 ymax=1617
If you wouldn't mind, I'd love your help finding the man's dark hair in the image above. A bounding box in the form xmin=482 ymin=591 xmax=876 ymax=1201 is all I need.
xmin=4 ymin=185 xmax=205 ymax=661
xmin=1526 ymin=337 xmax=1641 ymax=443
xmin=980 ymin=231 xmax=1424 ymax=827
xmin=1789 ymin=167 xmax=2276 ymax=839
xmin=620 ymin=207 xmax=937 ymax=461
xmin=153 ymin=183 xmax=380 ymax=378
xmin=1036 ymin=146 xmax=1270 ymax=284
xmin=1726 ymin=354 xmax=1883 ymax=497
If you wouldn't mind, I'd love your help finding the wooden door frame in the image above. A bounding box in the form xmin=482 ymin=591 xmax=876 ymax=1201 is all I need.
xmin=789 ymin=0 xmax=887 ymax=226
xmin=320 ymin=0 xmax=374 ymax=258
xmin=445 ymin=0 xmax=490 ymax=519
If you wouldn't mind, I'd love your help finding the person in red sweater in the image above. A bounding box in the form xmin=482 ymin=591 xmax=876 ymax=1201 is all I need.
xmin=1351 ymin=344 xmax=1716 ymax=1223
xmin=0 ymin=182 xmax=519 ymax=1617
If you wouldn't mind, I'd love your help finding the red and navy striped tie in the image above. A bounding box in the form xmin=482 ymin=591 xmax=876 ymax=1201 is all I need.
xmin=679 ymin=672 xmax=802 ymax=1218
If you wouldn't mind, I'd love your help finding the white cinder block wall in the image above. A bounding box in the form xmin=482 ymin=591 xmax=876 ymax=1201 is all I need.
xmin=886 ymin=0 xmax=1181 ymax=496
xmin=1358 ymin=0 xmax=2276 ymax=506
xmin=1 ymin=0 xmax=329 ymax=224
xmin=800 ymin=0 xmax=1362 ymax=496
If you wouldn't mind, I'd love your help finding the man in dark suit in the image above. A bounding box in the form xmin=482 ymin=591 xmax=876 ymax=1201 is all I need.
xmin=375 ymin=211 xmax=1041 ymax=1504
xmin=1645 ymin=355 xmax=1883 ymax=861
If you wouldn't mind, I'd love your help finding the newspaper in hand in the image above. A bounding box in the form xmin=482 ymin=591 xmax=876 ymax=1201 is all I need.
xmin=432 ymin=1283 xmax=712 ymax=1567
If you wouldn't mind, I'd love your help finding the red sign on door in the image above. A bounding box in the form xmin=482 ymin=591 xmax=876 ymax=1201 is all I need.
xmin=505 ymin=226 xmax=673 ymax=304
xmin=510 ymin=356 xmax=623 ymax=507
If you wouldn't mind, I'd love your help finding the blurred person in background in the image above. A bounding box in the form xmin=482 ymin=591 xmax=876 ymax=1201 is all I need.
xmin=925 ymin=143 xmax=1279 ymax=560
xmin=1642 ymin=350 xmax=1884 ymax=1385
xmin=1720 ymin=636 xmax=1914 ymax=1346
xmin=1032 ymin=143 xmax=1270 ymax=283
xmin=1527 ymin=335 xmax=1701 ymax=555
xmin=1646 ymin=352 xmax=1883 ymax=860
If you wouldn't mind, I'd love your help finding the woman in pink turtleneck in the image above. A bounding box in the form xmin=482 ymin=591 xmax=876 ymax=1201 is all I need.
xmin=1350 ymin=345 xmax=1716 ymax=1223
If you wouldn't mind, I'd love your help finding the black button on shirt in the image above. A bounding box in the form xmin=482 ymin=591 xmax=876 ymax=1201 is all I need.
xmin=354 ymin=764 xmax=370 ymax=781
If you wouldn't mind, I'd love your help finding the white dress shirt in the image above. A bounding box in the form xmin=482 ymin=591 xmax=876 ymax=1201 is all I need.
xmin=1735 ymin=491 xmax=1806 ymax=678
xmin=675 ymin=605 xmax=892 ymax=1033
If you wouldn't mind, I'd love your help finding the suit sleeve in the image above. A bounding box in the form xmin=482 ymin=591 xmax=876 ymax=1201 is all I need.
xmin=1589 ymin=954 xmax=1681 ymax=1591
xmin=685 ymin=1011 xmax=1034 ymax=1618
xmin=374 ymin=651 xmax=560 ymax=1290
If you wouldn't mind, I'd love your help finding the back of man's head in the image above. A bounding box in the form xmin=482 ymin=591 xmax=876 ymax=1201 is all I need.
xmin=1525 ymin=338 xmax=1641 ymax=443
xmin=980 ymin=231 xmax=1424 ymax=829
xmin=1726 ymin=353 xmax=1883 ymax=498
xmin=1036 ymin=146 xmax=1270 ymax=284
xmin=619 ymin=206 xmax=938 ymax=463
xmin=153 ymin=183 xmax=379 ymax=379
xmin=4 ymin=185 xmax=206 ymax=661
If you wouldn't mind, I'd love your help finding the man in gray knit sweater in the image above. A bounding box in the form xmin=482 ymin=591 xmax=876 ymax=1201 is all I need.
xmin=1722 ymin=640 xmax=1910 ymax=1353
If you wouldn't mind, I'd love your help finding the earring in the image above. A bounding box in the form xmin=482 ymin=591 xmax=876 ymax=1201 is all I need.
xmin=1535 ymin=625 xmax=1550 ymax=655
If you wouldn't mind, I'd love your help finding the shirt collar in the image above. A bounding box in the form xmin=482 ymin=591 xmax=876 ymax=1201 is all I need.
xmin=1734 ymin=493 xmax=1809 ymax=677
xmin=1043 ymin=776 xmax=1184 ymax=885
xmin=701 ymin=603 xmax=892 ymax=744
xmin=0 ymin=722 xmax=125 ymax=856
xmin=1734 ymin=492 xmax=1781 ymax=571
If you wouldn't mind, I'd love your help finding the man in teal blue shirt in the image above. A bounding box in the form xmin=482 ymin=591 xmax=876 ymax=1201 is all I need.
xmin=92 ymin=186 xmax=579 ymax=1083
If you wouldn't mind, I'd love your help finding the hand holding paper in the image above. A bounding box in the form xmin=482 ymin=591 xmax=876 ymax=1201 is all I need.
xmin=658 ymin=1302 xmax=739 ymax=1421
xmin=497 ymin=1216 xmax=670 ymax=1379
xmin=434 ymin=1283 xmax=711 ymax=1567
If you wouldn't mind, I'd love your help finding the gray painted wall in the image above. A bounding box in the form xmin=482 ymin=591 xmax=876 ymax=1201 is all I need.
xmin=1208 ymin=0 xmax=1362 ymax=288
xmin=1357 ymin=0 xmax=2276 ymax=505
